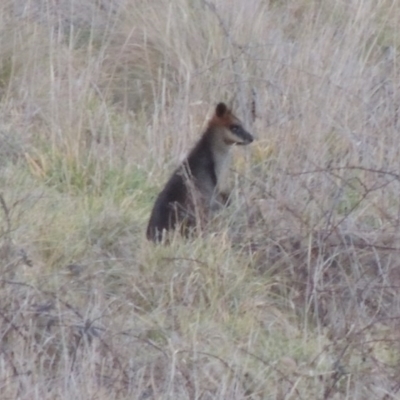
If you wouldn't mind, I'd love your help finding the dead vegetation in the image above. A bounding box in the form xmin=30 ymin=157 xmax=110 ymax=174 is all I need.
xmin=2 ymin=0 xmax=400 ymax=398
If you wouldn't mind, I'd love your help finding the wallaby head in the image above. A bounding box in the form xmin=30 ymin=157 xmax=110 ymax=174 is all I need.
xmin=209 ymin=103 xmax=254 ymax=147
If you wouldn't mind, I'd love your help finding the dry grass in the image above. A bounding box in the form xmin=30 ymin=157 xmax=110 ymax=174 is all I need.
xmin=2 ymin=0 xmax=400 ymax=398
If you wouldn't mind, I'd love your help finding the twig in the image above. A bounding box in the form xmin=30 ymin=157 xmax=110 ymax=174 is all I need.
xmin=0 ymin=193 xmax=11 ymax=238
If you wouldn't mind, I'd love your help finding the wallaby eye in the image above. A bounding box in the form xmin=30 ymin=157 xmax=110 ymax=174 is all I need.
xmin=230 ymin=125 xmax=240 ymax=133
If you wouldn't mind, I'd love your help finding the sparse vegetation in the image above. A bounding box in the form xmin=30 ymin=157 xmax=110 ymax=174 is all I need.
xmin=2 ymin=0 xmax=400 ymax=398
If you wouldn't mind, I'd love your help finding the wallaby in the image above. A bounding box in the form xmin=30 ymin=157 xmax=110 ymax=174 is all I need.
xmin=146 ymin=102 xmax=253 ymax=242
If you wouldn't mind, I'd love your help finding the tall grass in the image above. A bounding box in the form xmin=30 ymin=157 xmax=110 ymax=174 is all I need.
xmin=1 ymin=0 xmax=400 ymax=398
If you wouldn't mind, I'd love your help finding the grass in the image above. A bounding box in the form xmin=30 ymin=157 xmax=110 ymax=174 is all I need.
xmin=2 ymin=0 xmax=400 ymax=398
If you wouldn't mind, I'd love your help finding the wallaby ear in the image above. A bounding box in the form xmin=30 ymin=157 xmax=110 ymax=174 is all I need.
xmin=215 ymin=102 xmax=228 ymax=117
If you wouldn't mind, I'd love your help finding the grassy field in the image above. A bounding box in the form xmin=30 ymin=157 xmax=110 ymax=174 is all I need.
xmin=2 ymin=0 xmax=400 ymax=398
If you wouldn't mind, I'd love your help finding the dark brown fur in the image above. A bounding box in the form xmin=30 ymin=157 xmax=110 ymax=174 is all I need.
xmin=146 ymin=103 xmax=253 ymax=242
